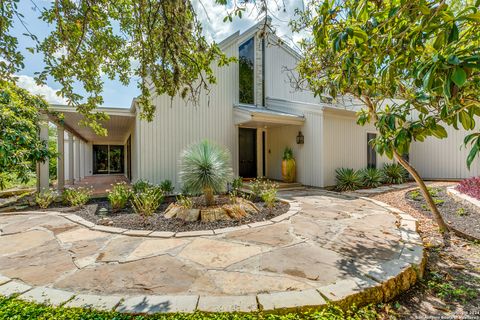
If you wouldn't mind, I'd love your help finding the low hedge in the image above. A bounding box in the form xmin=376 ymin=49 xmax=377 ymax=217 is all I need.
xmin=0 ymin=295 xmax=380 ymax=320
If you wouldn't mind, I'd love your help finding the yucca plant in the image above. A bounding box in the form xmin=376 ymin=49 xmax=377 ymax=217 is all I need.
xmin=179 ymin=140 xmax=233 ymax=206
xmin=382 ymin=163 xmax=409 ymax=184
xmin=335 ymin=168 xmax=363 ymax=191
xmin=360 ymin=168 xmax=384 ymax=188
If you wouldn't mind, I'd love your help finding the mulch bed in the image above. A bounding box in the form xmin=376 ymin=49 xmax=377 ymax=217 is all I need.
xmin=405 ymin=186 xmax=480 ymax=239
xmin=370 ymin=183 xmax=480 ymax=319
xmin=68 ymin=195 xmax=289 ymax=232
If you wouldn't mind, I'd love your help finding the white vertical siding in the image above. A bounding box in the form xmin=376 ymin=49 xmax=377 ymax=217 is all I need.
xmin=322 ymin=111 xmax=391 ymax=187
xmin=136 ymin=42 xmax=239 ymax=189
xmin=410 ymin=125 xmax=480 ymax=179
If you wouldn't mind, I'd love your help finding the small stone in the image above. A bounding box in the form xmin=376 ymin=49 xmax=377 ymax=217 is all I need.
xmin=19 ymin=287 xmax=74 ymax=306
xmin=201 ymin=208 xmax=231 ymax=222
xmin=197 ymin=295 xmax=258 ymax=312
xmin=116 ymin=295 xmax=199 ymax=314
xmin=98 ymin=208 xmax=108 ymax=216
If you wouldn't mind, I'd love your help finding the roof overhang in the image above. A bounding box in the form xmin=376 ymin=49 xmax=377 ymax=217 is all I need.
xmin=234 ymin=105 xmax=305 ymax=128
xmin=48 ymin=105 xmax=135 ymax=144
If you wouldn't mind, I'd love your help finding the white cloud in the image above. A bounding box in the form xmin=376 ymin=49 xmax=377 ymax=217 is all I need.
xmin=15 ymin=75 xmax=67 ymax=105
xmin=193 ymin=0 xmax=308 ymax=50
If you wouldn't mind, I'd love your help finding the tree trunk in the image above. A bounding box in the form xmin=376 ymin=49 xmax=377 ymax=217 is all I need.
xmin=393 ymin=150 xmax=449 ymax=234
xmin=203 ymin=187 xmax=214 ymax=207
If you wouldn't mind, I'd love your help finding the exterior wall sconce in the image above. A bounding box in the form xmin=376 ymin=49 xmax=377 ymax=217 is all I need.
xmin=296 ymin=131 xmax=304 ymax=144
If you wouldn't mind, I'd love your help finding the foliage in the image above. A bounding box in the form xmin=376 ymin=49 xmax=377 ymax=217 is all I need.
xmin=0 ymin=82 xmax=54 ymax=190
xmin=249 ymin=177 xmax=267 ymax=200
xmin=335 ymin=168 xmax=363 ymax=191
xmin=0 ymin=294 xmax=381 ymax=320
xmin=409 ymin=190 xmax=421 ymax=201
xmin=35 ymin=189 xmax=57 ymax=209
xmin=231 ymin=177 xmax=244 ymax=193
xmin=176 ymin=194 xmax=193 ymax=209
xmin=456 ymin=176 xmax=480 ymax=199
xmin=48 ymin=126 xmax=58 ymax=180
xmin=427 ymin=271 xmax=478 ymax=303
xmin=62 ymin=187 xmax=92 ymax=207
xmin=282 ymin=147 xmax=294 ymax=161
xmin=132 ymin=180 xmax=153 ymax=194
xmin=1 ymin=1 xmax=237 ymax=134
xmin=261 ymin=182 xmax=278 ymax=209
xmin=131 ymin=187 xmax=164 ymax=217
xmin=179 ymin=140 xmax=233 ymax=206
xmin=160 ymin=180 xmax=174 ymax=195
xmin=107 ymin=182 xmax=132 ymax=212
xmin=456 ymin=207 xmax=468 ymax=216
xmin=360 ymin=168 xmax=384 ymax=188
xmin=382 ymin=163 xmax=408 ymax=184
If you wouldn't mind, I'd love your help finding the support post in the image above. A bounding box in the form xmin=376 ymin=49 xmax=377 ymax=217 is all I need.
xmin=37 ymin=116 xmax=49 ymax=192
xmin=75 ymin=137 xmax=80 ymax=182
xmin=68 ymin=133 xmax=74 ymax=185
xmin=57 ymin=126 xmax=65 ymax=192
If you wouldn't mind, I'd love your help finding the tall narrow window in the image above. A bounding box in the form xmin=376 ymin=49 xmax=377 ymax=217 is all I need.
xmin=367 ymin=133 xmax=377 ymax=169
xmin=239 ymin=37 xmax=254 ymax=104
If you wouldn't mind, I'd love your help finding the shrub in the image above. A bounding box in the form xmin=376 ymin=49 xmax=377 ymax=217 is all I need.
xmin=382 ymin=163 xmax=408 ymax=184
xmin=456 ymin=176 xmax=480 ymax=200
xmin=231 ymin=177 xmax=243 ymax=193
xmin=179 ymin=140 xmax=233 ymax=206
xmin=132 ymin=179 xmax=153 ymax=194
xmin=360 ymin=168 xmax=384 ymax=188
xmin=62 ymin=187 xmax=92 ymax=207
xmin=282 ymin=147 xmax=294 ymax=160
xmin=131 ymin=187 xmax=164 ymax=216
xmin=107 ymin=182 xmax=132 ymax=212
xmin=35 ymin=189 xmax=57 ymax=209
xmin=160 ymin=180 xmax=174 ymax=195
xmin=176 ymin=194 xmax=193 ymax=209
xmin=261 ymin=182 xmax=278 ymax=209
xmin=335 ymin=168 xmax=363 ymax=191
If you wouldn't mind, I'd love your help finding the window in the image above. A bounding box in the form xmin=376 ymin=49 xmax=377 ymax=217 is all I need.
xmin=93 ymin=145 xmax=124 ymax=174
xmin=239 ymin=37 xmax=254 ymax=104
xmin=367 ymin=133 xmax=377 ymax=169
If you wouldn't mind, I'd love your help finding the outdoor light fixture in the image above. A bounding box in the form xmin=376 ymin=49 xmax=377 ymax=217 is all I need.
xmin=296 ymin=131 xmax=304 ymax=144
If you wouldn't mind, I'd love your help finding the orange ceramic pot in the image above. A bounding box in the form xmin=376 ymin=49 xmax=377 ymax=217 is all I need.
xmin=281 ymin=159 xmax=296 ymax=183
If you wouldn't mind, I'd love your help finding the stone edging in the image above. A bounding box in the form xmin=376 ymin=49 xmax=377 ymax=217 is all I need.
xmin=6 ymin=198 xmax=302 ymax=238
xmin=444 ymin=186 xmax=480 ymax=241
xmin=0 ymin=198 xmax=426 ymax=314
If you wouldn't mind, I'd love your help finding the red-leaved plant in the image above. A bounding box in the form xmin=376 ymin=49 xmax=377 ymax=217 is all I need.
xmin=456 ymin=177 xmax=480 ymax=200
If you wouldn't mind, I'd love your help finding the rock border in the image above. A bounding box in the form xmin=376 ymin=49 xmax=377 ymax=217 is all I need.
xmin=5 ymin=198 xmax=301 ymax=238
xmin=0 ymin=197 xmax=425 ymax=314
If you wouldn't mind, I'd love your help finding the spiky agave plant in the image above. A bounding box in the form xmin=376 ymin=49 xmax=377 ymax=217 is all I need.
xmin=179 ymin=140 xmax=233 ymax=206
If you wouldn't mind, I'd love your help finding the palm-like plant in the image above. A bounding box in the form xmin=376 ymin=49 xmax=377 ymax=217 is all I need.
xmin=179 ymin=140 xmax=233 ymax=206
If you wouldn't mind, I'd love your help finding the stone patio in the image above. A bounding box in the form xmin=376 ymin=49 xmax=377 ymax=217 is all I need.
xmin=0 ymin=189 xmax=424 ymax=313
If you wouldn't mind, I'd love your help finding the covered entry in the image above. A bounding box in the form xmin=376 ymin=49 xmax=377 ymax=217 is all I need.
xmin=234 ymin=105 xmax=304 ymax=179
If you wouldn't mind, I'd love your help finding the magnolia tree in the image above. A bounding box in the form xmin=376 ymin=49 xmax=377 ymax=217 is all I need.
xmin=292 ymin=0 xmax=480 ymax=233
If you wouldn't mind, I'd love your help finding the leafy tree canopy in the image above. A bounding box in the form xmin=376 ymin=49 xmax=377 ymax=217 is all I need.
xmin=0 ymin=81 xmax=54 ymax=189
xmin=1 ymin=0 xmax=240 ymax=135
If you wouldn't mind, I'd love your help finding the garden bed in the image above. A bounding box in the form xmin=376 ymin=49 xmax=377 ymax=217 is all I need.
xmin=52 ymin=195 xmax=289 ymax=232
xmin=405 ymin=186 xmax=480 ymax=239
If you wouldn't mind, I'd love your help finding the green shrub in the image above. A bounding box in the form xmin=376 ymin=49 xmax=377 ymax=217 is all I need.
xmin=382 ymin=163 xmax=408 ymax=184
xmin=231 ymin=177 xmax=243 ymax=192
xmin=261 ymin=182 xmax=278 ymax=209
xmin=360 ymin=168 xmax=384 ymax=188
xmin=282 ymin=147 xmax=294 ymax=160
xmin=160 ymin=179 xmax=174 ymax=195
xmin=335 ymin=168 xmax=363 ymax=191
xmin=107 ymin=182 xmax=132 ymax=212
xmin=131 ymin=187 xmax=164 ymax=216
xmin=176 ymin=194 xmax=193 ymax=209
xmin=179 ymin=140 xmax=233 ymax=206
xmin=62 ymin=187 xmax=92 ymax=207
xmin=132 ymin=179 xmax=153 ymax=194
xmin=35 ymin=189 xmax=57 ymax=209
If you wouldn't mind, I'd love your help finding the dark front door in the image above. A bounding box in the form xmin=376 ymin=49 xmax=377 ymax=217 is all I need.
xmin=239 ymin=128 xmax=257 ymax=178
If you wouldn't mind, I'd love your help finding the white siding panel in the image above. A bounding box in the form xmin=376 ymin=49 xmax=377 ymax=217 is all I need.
xmin=136 ymin=43 xmax=238 ymax=189
xmin=410 ymin=125 xmax=480 ymax=179
xmin=322 ymin=113 xmax=391 ymax=187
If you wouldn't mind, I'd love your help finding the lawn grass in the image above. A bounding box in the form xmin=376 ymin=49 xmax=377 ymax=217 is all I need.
xmin=0 ymin=295 xmax=381 ymax=320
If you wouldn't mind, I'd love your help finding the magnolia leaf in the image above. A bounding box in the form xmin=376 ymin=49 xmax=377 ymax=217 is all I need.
xmin=451 ymin=67 xmax=467 ymax=87
xmin=466 ymin=143 xmax=479 ymax=169
xmin=464 ymin=12 xmax=480 ymax=22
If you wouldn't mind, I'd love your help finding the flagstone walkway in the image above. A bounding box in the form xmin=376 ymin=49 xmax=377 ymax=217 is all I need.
xmin=0 ymin=189 xmax=424 ymax=313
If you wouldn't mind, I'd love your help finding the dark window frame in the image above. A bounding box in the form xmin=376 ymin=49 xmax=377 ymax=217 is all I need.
xmin=239 ymin=37 xmax=255 ymax=105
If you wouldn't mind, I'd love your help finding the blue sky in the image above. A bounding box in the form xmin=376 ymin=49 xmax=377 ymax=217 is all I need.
xmin=13 ymin=0 xmax=305 ymax=108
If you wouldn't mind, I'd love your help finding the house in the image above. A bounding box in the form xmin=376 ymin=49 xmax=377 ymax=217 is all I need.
xmin=40 ymin=20 xmax=479 ymax=192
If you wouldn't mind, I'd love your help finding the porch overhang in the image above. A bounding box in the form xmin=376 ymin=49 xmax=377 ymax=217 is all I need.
xmin=234 ymin=105 xmax=305 ymax=127
xmin=49 ymin=105 xmax=135 ymax=144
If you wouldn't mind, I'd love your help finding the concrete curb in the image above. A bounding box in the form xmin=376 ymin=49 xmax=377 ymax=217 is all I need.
xmin=0 ymin=198 xmax=425 ymax=314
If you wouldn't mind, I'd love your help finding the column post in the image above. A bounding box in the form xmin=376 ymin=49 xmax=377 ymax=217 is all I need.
xmin=68 ymin=132 xmax=74 ymax=185
xmin=75 ymin=137 xmax=80 ymax=182
xmin=57 ymin=125 xmax=65 ymax=192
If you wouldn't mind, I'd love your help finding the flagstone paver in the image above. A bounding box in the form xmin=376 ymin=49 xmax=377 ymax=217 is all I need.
xmin=0 ymin=189 xmax=424 ymax=313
